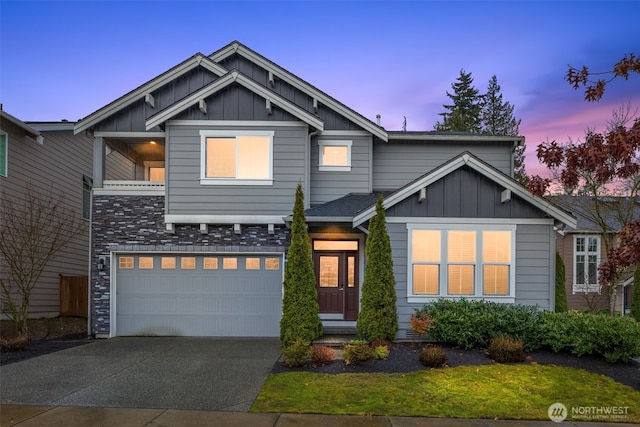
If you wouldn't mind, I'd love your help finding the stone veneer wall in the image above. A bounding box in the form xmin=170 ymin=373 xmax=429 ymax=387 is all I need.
xmin=91 ymin=194 xmax=290 ymax=337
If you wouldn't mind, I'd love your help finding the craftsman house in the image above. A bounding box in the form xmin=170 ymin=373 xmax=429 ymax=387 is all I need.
xmin=75 ymin=41 xmax=576 ymax=339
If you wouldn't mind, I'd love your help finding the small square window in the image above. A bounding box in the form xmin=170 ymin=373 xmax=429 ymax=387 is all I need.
xmin=246 ymin=258 xmax=260 ymax=270
xmin=265 ymin=258 xmax=280 ymax=270
xmin=119 ymin=257 xmax=133 ymax=269
xmin=223 ymin=258 xmax=237 ymax=269
xmin=204 ymin=257 xmax=218 ymax=269
xmin=162 ymin=257 xmax=176 ymax=269
xmin=139 ymin=257 xmax=154 ymax=269
xmin=181 ymin=257 xmax=196 ymax=269
xmin=318 ymin=140 xmax=352 ymax=171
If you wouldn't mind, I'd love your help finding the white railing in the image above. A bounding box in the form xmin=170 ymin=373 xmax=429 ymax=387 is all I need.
xmin=94 ymin=180 xmax=165 ymax=196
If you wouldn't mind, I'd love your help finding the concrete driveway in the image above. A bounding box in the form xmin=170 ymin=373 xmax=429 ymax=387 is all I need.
xmin=0 ymin=337 xmax=281 ymax=412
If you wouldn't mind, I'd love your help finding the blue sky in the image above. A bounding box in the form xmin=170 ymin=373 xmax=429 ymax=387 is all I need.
xmin=1 ymin=0 xmax=639 ymax=176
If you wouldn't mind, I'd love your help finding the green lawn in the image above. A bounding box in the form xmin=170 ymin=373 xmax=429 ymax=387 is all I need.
xmin=251 ymin=365 xmax=640 ymax=422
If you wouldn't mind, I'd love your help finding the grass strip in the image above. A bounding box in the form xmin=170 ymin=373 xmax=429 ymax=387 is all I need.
xmin=251 ymin=365 xmax=640 ymax=422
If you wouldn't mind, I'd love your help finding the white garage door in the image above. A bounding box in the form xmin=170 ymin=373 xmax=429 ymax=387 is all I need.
xmin=114 ymin=253 xmax=283 ymax=337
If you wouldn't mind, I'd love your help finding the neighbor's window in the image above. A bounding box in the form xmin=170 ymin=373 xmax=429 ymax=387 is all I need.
xmin=409 ymin=225 xmax=515 ymax=301
xmin=319 ymin=140 xmax=352 ymax=171
xmin=0 ymin=131 xmax=7 ymax=177
xmin=82 ymin=175 xmax=93 ymax=220
xmin=574 ymin=236 xmax=600 ymax=293
xmin=200 ymin=130 xmax=273 ymax=185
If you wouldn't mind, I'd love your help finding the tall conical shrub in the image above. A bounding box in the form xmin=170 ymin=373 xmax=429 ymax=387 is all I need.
xmin=630 ymin=264 xmax=640 ymax=322
xmin=280 ymin=184 xmax=323 ymax=347
xmin=356 ymin=195 xmax=398 ymax=341
xmin=555 ymin=251 xmax=568 ymax=312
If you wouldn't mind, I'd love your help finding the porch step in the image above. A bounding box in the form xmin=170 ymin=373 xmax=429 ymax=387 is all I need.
xmin=314 ymin=333 xmax=359 ymax=347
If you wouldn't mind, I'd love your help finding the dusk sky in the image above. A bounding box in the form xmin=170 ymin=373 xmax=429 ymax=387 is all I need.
xmin=1 ymin=1 xmax=639 ymax=177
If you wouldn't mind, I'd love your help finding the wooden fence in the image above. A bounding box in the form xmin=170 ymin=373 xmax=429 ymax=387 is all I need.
xmin=59 ymin=275 xmax=88 ymax=317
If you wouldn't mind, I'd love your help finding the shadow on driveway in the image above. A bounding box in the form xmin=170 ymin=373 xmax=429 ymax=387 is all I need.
xmin=0 ymin=337 xmax=281 ymax=412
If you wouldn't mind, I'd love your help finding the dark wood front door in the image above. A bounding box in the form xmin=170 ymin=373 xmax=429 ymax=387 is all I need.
xmin=314 ymin=250 xmax=358 ymax=320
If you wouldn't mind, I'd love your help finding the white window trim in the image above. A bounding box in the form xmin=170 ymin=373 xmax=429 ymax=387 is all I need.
xmin=0 ymin=131 xmax=7 ymax=178
xmin=318 ymin=139 xmax=352 ymax=171
xmin=572 ymin=235 xmax=601 ymax=294
xmin=199 ymin=130 xmax=274 ymax=185
xmin=407 ymin=223 xmax=517 ymax=304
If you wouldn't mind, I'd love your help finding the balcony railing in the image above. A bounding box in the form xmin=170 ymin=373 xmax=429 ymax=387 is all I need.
xmin=94 ymin=180 xmax=165 ymax=196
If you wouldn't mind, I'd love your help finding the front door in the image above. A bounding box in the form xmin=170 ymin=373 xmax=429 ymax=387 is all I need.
xmin=313 ymin=240 xmax=359 ymax=321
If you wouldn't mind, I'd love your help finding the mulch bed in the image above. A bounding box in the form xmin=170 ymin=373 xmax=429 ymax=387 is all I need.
xmin=272 ymin=342 xmax=640 ymax=390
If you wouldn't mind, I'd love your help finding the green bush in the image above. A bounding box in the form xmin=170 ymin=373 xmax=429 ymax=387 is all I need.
xmin=282 ymin=338 xmax=312 ymax=367
xmin=419 ymin=345 xmax=447 ymax=368
xmin=280 ymin=184 xmax=323 ymax=347
xmin=555 ymin=251 xmax=568 ymax=312
xmin=487 ymin=336 xmax=526 ymax=363
xmin=372 ymin=345 xmax=390 ymax=360
xmin=415 ymin=299 xmax=544 ymax=351
xmin=542 ymin=311 xmax=640 ymax=363
xmin=343 ymin=340 xmax=373 ymax=365
xmin=357 ymin=196 xmax=398 ymax=342
xmin=630 ymin=265 xmax=640 ymax=322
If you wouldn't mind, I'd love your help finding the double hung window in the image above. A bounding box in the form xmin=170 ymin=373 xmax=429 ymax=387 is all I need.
xmin=573 ymin=236 xmax=600 ymax=293
xmin=409 ymin=225 xmax=515 ymax=302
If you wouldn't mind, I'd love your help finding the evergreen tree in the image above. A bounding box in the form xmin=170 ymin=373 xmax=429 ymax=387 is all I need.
xmin=434 ymin=69 xmax=482 ymax=132
xmin=630 ymin=264 xmax=640 ymax=322
xmin=356 ymin=195 xmax=398 ymax=341
xmin=280 ymin=184 xmax=323 ymax=347
xmin=555 ymin=251 xmax=568 ymax=312
xmin=480 ymin=75 xmax=528 ymax=185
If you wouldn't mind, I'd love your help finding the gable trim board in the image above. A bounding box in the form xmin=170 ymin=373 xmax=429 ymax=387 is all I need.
xmin=74 ymin=54 xmax=227 ymax=134
xmin=353 ymin=152 xmax=576 ymax=229
xmin=209 ymin=41 xmax=388 ymax=141
xmin=0 ymin=110 xmax=44 ymax=144
xmin=145 ymin=71 xmax=324 ymax=131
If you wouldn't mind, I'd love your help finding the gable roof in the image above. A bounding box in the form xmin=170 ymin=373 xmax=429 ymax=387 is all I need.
xmin=352 ymin=151 xmax=577 ymax=228
xmin=74 ymin=54 xmax=227 ymax=134
xmin=145 ymin=71 xmax=324 ymax=131
xmin=0 ymin=109 xmax=44 ymax=143
xmin=547 ymin=195 xmax=640 ymax=233
xmin=209 ymin=41 xmax=388 ymax=141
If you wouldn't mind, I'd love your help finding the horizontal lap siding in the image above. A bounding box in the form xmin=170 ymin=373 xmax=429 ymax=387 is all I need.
xmin=310 ymin=135 xmax=372 ymax=205
xmin=515 ymin=224 xmax=553 ymax=310
xmin=373 ymin=141 xmax=512 ymax=190
xmin=167 ymin=124 xmax=306 ymax=216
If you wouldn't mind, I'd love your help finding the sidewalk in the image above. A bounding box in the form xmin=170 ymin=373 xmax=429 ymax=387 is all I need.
xmin=2 ymin=405 xmax=637 ymax=427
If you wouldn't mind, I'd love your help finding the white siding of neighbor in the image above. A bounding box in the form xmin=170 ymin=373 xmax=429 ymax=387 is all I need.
xmin=373 ymin=140 xmax=513 ymax=190
xmin=0 ymin=123 xmax=92 ymax=318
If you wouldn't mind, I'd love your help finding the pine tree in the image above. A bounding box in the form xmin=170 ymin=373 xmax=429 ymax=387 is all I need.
xmin=356 ymin=195 xmax=398 ymax=341
xmin=480 ymin=75 xmax=528 ymax=185
xmin=630 ymin=264 xmax=640 ymax=322
xmin=555 ymin=252 xmax=568 ymax=312
xmin=434 ymin=69 xmax=482 ymax=132
xmin=280 ymin=184 xmax=323 ymax=347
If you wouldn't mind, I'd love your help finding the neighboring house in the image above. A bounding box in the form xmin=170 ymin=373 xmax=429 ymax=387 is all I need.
xmin=74 ymin=41 xmax=576 ymax=339
xmin=550 ymin=195 xmax=639 ymax=314
xmin=0 ymin=108 xmax=92 ymax=318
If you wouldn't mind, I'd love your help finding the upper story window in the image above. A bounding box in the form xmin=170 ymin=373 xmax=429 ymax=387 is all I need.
xmin=0 ymin=131 xmax=7 ymax=177
xmin=408 ymin=225 xmax=515 ymax=302
xmin=200 ymin=130 xmax=274 ymax=185
xmin=573 ymin=235 xmax=600 ymax=293
xmin=319 ymin=140 xmax=352 ymax=171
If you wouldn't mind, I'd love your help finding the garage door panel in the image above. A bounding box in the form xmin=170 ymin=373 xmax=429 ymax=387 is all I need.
xmin=115 ymin=254 xmax=283 ymax=337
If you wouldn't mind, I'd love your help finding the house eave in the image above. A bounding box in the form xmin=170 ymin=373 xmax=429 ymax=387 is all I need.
xmin=1 ymin=110 xmax=44 ymax=143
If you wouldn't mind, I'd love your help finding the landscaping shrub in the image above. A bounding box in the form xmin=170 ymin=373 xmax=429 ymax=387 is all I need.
xmin=282 ymin=338 xmax=312 ymax=367
xmin=487 ymin=336 xmax=526 ymax=363
xmin=419 ymin=345 xmax=447 ymax=367
xmin=555 ymin=251 xmax=568 ymax=312
xmin=409 ymin=312 xmax=435 ymax=335
xmin=414 ymin=299 xmax=544 ymax=351
xmin=311 ymin=345 xmax=335 ymax=366
xmin=630 ymin=265 xmax=640 ymax=322
xmin=372 ymin=345 xmax=389 ymax=360
xmin=356 ymin=196 xmax=398 ymax=342
xmin=369 ymin=338 xmax=390 ymax=349
xmin=342 ymin=340 xmax=373 ymax=365
xmin=542 ymin=311 xmax=640 ymax=363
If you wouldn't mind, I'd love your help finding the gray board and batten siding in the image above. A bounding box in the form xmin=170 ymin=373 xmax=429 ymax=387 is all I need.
xmin=166 ymin=124 xmax=307 ymax=217
xmin=372 ymin=139 xmax=514 ymax=191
